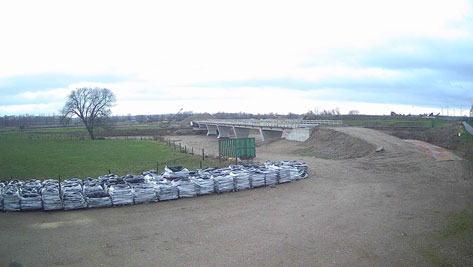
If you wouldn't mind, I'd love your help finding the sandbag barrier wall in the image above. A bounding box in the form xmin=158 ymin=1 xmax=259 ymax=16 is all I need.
xmin=0 ymin=161 xmax=309 ymax=212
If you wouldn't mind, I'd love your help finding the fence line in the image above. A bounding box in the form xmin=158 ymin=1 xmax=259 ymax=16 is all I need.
xmin=0 ymin=132 xmax=236 ymax=177
xmin=155 ymin=137 xmax=231 ymax=173
xmin=0 ymin=134 xmax=86 ymax=141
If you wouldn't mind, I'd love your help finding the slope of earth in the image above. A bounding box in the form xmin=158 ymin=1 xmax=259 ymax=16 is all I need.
xmin=179 ymin=113 xmax=215 ymax=128
xmin=256 ymin=127 xmax=473 ymax=266
xmin=295 ymin=127 xmax=376 ymax=159
xmin=1 ymin=127 xmax=472 ymax=266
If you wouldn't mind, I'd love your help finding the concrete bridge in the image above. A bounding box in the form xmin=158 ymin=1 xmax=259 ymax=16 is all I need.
xmin=192 ymin=119 xmax=342 ymax=142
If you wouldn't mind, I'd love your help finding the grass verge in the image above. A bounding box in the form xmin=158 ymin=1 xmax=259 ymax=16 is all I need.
xmin=457 ymin=124 xmax=473 ymax=161
xmin=442 ymin=211 xmax=473 ymax=239
xmin=416 ymin=210 xmax=473 ymax=266
xmin=0 ymin=133 xmax=220 ymax=180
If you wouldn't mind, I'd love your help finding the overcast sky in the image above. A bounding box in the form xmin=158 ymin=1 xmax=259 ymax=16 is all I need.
xmin=1 ymin=0 xmax=472 ymax=116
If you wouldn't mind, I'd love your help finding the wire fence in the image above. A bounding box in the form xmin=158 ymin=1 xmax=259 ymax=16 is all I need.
xmin=0 ymin=133 xmax=86 ymax=141
xmin=157 ymin=136 xmax=235 ymax=172
xmin=0 ymin=132 xmax=236 ymax=179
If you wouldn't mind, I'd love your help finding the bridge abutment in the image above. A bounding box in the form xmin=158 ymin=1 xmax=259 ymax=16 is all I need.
xmin=285 ymin=128 xmax=313 ymax=142
xmin=259 ymin=128 xmax=283 ymax=141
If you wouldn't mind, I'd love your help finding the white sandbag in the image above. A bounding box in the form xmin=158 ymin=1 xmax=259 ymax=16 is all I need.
xmin=213 ymin=174 xmax=234 ymax=193
xmin=3 ymin=186 xmax=21 ymax=211
xmin=153 ymin=182 xmax=179 ymax=201
xmin=190 ymin=176 xmax=215 ymax=195
xmin=61 ymin=180 xmax=87 ymax=211
xmin=163 ymin=166 xmax=189 ymax=180
xmin=132 ymin=183 xmax=157 ymax=204
xmin=172 ymin=179 xmax=197 ymax=198
xmin=109 ymin=184 xmax=134 ymax=206
xmin=231 ymin=170 xmax=250 ymax=191
xmin=249 ymin=171 xmax=266 ymax=188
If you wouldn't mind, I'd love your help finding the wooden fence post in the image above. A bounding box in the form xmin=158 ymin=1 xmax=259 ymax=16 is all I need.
xmin=58 ymin=175 xmax=61 ymax=195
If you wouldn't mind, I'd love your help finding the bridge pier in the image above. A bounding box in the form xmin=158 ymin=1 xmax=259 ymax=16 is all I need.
xmin=233 ymin=127 xmax=251 ymax=138
xmin=285 ymin=128 xmax=313 ymax=142
xmin=194 ymin=119 xmax=319 ymax=142
xmin=206 ymin=124 xmax=218 ymax=135
xmin=259 ymin=128 xmax=283 ymax=141
xmin=217 ymin=125 xmax=233 ymax=139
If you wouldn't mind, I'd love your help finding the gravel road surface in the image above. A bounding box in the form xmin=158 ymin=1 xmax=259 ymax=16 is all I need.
xmin=1 ymin=127 xmax=472 ymax=266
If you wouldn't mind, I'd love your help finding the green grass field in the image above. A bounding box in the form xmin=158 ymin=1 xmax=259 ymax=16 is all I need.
xmin=25 ymin=127 xmax=87 ymax=133
xmin=419 ymin=209 xmax=473 ymax=266
xmin=0 ymin=133 xmax=218 ymax=180
xmin=113 ymin=125 xmax=164 ymax=131
xmin=23 ymin=124 xmax=164 ymax=134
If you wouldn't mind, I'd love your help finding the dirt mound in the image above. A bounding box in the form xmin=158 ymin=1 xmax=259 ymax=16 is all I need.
xmin=179 ymin=113 xmax=215 ymax=127
xmin=379 ymin=123 xmax=460 ymax=150
xmin=295 ymin=127 xmax=376 ymax=159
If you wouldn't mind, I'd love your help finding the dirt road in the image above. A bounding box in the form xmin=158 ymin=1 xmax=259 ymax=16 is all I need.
xmin=1 ymin=127 xmax=472 ymax=266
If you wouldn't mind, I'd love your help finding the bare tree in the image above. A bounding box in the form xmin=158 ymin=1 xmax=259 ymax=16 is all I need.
xmin=61 ymin=87 xmax=116 ymax=139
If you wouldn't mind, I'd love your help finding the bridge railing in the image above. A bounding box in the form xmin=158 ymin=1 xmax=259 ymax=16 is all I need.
xmin=194 ymin=119 xmax=299 ymax=129
xmin=193 ymin=119 xmax=343 ymax=129
xmin=300 ymin=120 xmax=343 ymax=125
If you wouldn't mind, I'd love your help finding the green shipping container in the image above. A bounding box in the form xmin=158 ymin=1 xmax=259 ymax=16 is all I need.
xmin=218 ymin=138 xmax=256 ymax=159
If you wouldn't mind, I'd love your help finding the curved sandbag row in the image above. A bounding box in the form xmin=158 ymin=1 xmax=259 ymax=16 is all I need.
xmin=0 ymin=161 xmax=309 ymax=212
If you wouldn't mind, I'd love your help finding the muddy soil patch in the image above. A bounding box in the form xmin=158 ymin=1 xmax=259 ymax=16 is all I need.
xmin=295 ymin=127 xmax=376 ymax=159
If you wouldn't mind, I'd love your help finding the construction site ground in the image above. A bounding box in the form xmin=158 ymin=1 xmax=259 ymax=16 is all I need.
xmin=1 ymin=127 xmax=472 ymax=266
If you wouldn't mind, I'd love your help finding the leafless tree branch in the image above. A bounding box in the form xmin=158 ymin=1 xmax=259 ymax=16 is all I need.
xmin=61 ymin=87 xmax=116 ymax=139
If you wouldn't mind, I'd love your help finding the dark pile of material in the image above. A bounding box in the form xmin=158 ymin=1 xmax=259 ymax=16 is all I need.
xmin=1 ymin=161 xmax=309 ymax=212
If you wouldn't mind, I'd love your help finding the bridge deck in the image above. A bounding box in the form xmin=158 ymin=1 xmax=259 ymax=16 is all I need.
xmin=193 ymin=119 xmax=342 ymax=129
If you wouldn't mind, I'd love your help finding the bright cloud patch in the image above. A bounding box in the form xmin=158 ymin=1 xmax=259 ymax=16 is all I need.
xmin=0 ymin=0 xmax=472 ymax=115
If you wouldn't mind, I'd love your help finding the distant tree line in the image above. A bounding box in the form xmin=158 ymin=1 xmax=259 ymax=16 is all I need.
xmin=213 ymin=112 xmax=302 ymax=120
xmin=0 ymin=114 xmax=65 ymax=128
xmin=119 ymin=111 xmax=194 ymax=124
xmin=3 ymin=109 xmax=471 ymax=129
xmin=0 ymin=112 xmax=306 ymax=128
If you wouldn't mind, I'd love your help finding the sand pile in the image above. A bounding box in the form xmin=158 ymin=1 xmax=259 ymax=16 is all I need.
xmin=295 ymin=127 xmax=376 ymax=159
